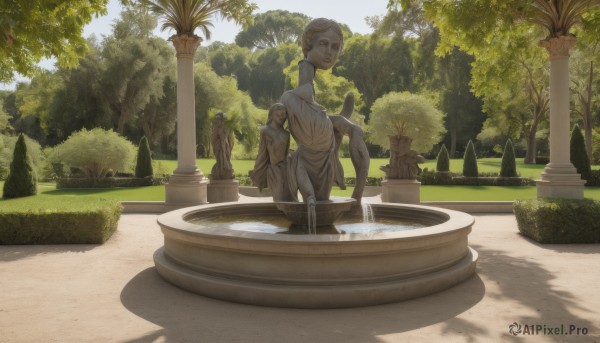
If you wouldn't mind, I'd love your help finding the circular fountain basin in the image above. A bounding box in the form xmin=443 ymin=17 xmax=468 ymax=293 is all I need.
xmin=154 ymin=202 xmax=478 ymax=308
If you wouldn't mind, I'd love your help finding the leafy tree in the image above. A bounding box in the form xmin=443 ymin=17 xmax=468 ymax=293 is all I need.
xmin=436 ymin=144 xmax=450 ymax=172
xmin=193 ymin=63 xmax=262 ymax=158
xmin=46 ymin=38 xmax=113 ymax=145
xmin=570 ymin=124 xmax=591 ymax=180
xmin=0 ymin=98 xmax=13 ymax=134
xmin=462 ymin=140 xmax=478 ymax=177
xmin=368 ymin=92 xmax=445 ymax=153
xmin=500 ymin=139 xmax=517 ymax=177
xmin=235 ymin=10 xmax=309 ymax=49
xmin=249 ymin=43 xmax=301 ymax=108
xmin=439 ymin=48 xmax=485 ymax=157
xmin=334 ymin=34 xmax=414 ymax=117
xmin=135 ymin=136 xmax=154 ymax=178
xmin=209 ymin=43 xmax=252 ymax=91
xmin=2 ymin=134 xmax=37 ymax=198
xmin=101 ymin=8 xmax=175 ymax=135
xmin=0 ymin=0 xmax=112 ymax=82
xmin=50 ymin=128 xmax=136 ymax=180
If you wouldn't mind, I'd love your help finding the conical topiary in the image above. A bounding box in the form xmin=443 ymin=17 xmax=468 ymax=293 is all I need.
xmin=436 ymin=144 xmax=450 ymax=172
xmin=570 ymin=124 xmax=591 ymax=180
xmin=462 ymin=140 xmax=479 ymax=177
xmin=2 ymin=134 xmax=37 ymax=198
xmin=135 ymin=136 xmax=154 ymax=178
xmin=500 ymin=139 xmax=517 ymax=177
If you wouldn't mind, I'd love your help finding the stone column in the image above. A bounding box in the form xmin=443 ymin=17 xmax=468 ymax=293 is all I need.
xmin=536 ymin=36 xmax=585 ymax=199
xmin=165 ymin=35 xmax=208 ymax=209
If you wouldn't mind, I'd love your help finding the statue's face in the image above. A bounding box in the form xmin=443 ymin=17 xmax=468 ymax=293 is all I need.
xmin=272 ymin=109 xmax=287 ymax=126
xmin=306 ymin=28 xmax=341 ymax=70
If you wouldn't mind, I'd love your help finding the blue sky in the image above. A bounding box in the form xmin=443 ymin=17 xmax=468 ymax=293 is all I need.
xmin=1 ymin=0 xmax=389 ymax=90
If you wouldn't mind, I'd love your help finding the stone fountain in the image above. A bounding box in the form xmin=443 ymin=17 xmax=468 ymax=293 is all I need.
xmin=154 ymin=18 xmax=478 ymax=308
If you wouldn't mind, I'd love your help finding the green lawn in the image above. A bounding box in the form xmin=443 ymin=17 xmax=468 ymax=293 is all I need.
xmin=1 ymin=157 xmax=599 ymax=203
xmin=157 ymin=157 xmax=551 ymax=179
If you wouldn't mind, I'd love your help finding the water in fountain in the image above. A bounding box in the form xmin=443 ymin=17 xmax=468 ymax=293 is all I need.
xmin=362 ymin=202 xmax=375 ymax=224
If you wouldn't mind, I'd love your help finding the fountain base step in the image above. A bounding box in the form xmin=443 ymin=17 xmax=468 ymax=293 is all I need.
xmin=154 ymin=247 xmax=478 ymax=309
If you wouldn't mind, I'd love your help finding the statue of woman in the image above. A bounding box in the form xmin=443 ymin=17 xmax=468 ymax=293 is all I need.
xmin=210 ymin=112 xmax=234 ymax=180
xmin=281 ymin=18 xmax=345 ymax=206
xmin=250 ymin=103 xmax=295 ymax=201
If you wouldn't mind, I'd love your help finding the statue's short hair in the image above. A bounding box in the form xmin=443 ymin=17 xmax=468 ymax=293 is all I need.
xmin=301 ymin=18 xmax=344 ymax=57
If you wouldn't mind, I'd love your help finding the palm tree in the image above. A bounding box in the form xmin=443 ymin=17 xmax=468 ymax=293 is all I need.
xmin=529 ymin=0 xmax=600 ymax=38
xmin=142 ymin=0 xmax=255 ymax=207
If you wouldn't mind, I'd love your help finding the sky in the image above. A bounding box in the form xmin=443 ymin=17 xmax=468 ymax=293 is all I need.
xmin=1 ymin=0 xmax=390 ymax=91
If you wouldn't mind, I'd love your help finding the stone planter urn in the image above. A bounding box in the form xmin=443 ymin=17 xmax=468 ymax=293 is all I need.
xmin=380 ymin=135 xmax=425 ymax=203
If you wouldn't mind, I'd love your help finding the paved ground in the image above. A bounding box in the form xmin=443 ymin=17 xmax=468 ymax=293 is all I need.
xmin=1 ymin=208 xmax=599 ymax=342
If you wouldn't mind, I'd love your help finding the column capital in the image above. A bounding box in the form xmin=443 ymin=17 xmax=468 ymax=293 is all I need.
xmin=171 ymin=34 xmax=201 ymax=59
xmin=540 ymin=35 xmax=576 ymax=60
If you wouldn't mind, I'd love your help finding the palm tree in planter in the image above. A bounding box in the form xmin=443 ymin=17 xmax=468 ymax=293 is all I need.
xmin=142 ymin=0 xmax=255 ymax=207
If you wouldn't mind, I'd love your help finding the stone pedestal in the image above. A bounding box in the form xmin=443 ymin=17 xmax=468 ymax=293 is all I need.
xmin=536 ymin=163 xmax=585 ymax=199
xmin=165 ymin=173 xmax=208 ymax=210
xmin=207 ymin=179 xmax=239 ymax=203
xmin=381 ymin=179 xmax=421 ymax=204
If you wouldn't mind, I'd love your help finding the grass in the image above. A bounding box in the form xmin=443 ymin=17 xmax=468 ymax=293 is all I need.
xmin=1 ymin=157 xmax=600 ymax=202
xmin=157 ymin=157 xmax=550 ymax=179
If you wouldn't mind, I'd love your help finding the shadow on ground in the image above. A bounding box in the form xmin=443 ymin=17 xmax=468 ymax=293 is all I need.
xmin=120 ymin=268 xmax=486 ymax=343
xmin=0 ymin=244 xmax=95 ymax=262
xmin=471 ymin=244 xmax=598 ymax=342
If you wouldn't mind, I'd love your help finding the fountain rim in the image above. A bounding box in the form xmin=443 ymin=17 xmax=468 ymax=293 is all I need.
xmin=157 ymin=201 xmax=475 ymax=243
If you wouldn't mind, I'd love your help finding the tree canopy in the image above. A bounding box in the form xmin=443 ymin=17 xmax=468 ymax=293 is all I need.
xmin=235 ymin=10 xmax=309 ymax=49
xmin=0 ymin=0 xmax=111 ymax=82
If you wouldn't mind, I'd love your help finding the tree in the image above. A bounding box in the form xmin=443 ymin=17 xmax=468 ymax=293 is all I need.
xmin=209 ymin=43 xmax=252 ymax=91
xmin=235 ymin=10 xmax=309 ymax=49
xmin=135 ymin=136 xmax=154 ymax=178
xmin=2 ymin=134 xmax=37 ymax=198
xmin=436 ymin=144 xmax=450 ymax=172
xmin=369 ymin=92 xmax=445 ymax=153
xmin=500 ymin=139 xmax=517 ymax=177
xmin=570 ymin=124 xmax=591 ymax=180
xmin=462 ymin=140 xmax=478 ymax=177
xmin=334 ymin=34 xmax=414 ymax=118
xmin=101 ymin=8 xmax=175 ymax=135
xmin=50 ymin=128 xmax=136 ymax=180
xmin=0 ymin=0 xmax=113 ymax=82
xmin=249 ymin=43 xmax=301 ymax=108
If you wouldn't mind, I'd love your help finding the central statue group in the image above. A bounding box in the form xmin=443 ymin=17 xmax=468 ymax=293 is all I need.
xmin=250 ymin=18 xmax=370 ymax=207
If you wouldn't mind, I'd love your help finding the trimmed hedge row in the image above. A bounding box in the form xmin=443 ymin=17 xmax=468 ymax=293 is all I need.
xmin=514 ymin=198 xmax=600 ymax=244
xmin=0 ymin=197 xmax=122 ymax=244
xmin=56 ymin=176 xmax=159 ymax=189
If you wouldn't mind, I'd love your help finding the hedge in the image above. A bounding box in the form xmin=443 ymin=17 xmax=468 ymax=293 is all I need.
xmin=56 ymin=177 xmax=158 ymax=189
xmin=0 ymin=196 xmax=122 ymax=244
xmin=514 ymin=198 xmax=600 ymax=243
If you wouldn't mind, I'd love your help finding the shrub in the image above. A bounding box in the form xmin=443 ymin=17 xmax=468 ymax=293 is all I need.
xmin=368 ymin=92 xmax=445 ymax=153
xmin=50 ymin=128 xmax=136 ymax=180
xmin=500 ymin=139 xmax=517 ymax=177
xmin=570 ymin=125 xmax=591 ymax=180
xmin=135 ymin=136 xmax=154 ymax=178
xmin=0 ymin=133 xmax=45 ymax=181
xmin=436 ymin=145 xmax=450 ymax=172
xmin=514 ymin=198 xmax=600 ymax=243
xmin=56 ymin=177 xmax=156 ymax=189
xmin=0 ymin=196 xmax=122 ymax=244
xmin=462 ymin=140 xmax=478 ymax=177
xmin=3 ymin=134 xmax=37 ymax=198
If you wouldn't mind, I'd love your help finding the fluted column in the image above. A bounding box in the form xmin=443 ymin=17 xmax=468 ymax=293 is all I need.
xmin=165 ymin=34 xmax=208 ymax=209
xmin=536 ymin=36 xmax=585 ymax=199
